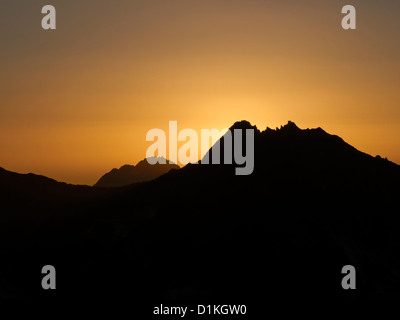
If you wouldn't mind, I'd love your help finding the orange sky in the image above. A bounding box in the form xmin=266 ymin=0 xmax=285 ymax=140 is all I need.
xmin=1 ymin=0 xmax=399 ymax=185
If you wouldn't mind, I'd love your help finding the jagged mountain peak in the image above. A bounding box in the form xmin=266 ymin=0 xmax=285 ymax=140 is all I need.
xmin=230 ymin=120 xmax=259 ymax=132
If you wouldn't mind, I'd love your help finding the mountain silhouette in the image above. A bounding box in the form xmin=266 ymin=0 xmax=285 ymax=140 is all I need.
xmin=0 ymin=166 xmax=126 ymax=218
xmin=94 ymin=157 xmax=180 ymax=187
xmin=0 ymin=121 xmax=399 ymax=303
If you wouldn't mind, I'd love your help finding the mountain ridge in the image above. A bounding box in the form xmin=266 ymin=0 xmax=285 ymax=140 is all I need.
xmin=0 ymin=121 xmax=397 ymax=188
xmin=1 ymin=120 xmax=399 ymax=300
xmin=94 ymin=157 xmax=180 ymax=187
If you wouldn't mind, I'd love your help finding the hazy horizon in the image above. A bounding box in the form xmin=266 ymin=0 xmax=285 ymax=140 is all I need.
xmin=1 ymin=0 xmax=400 ymax=184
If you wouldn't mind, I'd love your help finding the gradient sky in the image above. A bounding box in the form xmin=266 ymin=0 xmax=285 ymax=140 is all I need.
xmin=1 ymin=0 xmax=399 ymax=185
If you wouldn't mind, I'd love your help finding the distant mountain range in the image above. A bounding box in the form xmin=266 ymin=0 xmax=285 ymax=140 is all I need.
xmin=0 ymin=120 xmax=399 ymax=302
xmin=94 ymin=157 xmax=180 ymax=187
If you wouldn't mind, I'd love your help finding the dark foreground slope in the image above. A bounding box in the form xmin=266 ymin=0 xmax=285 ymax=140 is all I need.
xmin=0 ymin=121 xmax=399 ymax=303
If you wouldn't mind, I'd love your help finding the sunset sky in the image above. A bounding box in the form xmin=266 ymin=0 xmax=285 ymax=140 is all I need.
xmin=1 ymin=0 xmax=399 ymax=185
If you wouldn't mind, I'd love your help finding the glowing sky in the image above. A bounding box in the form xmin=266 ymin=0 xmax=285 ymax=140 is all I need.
xmin=1 ymin=0 xmax=399 ymax=185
